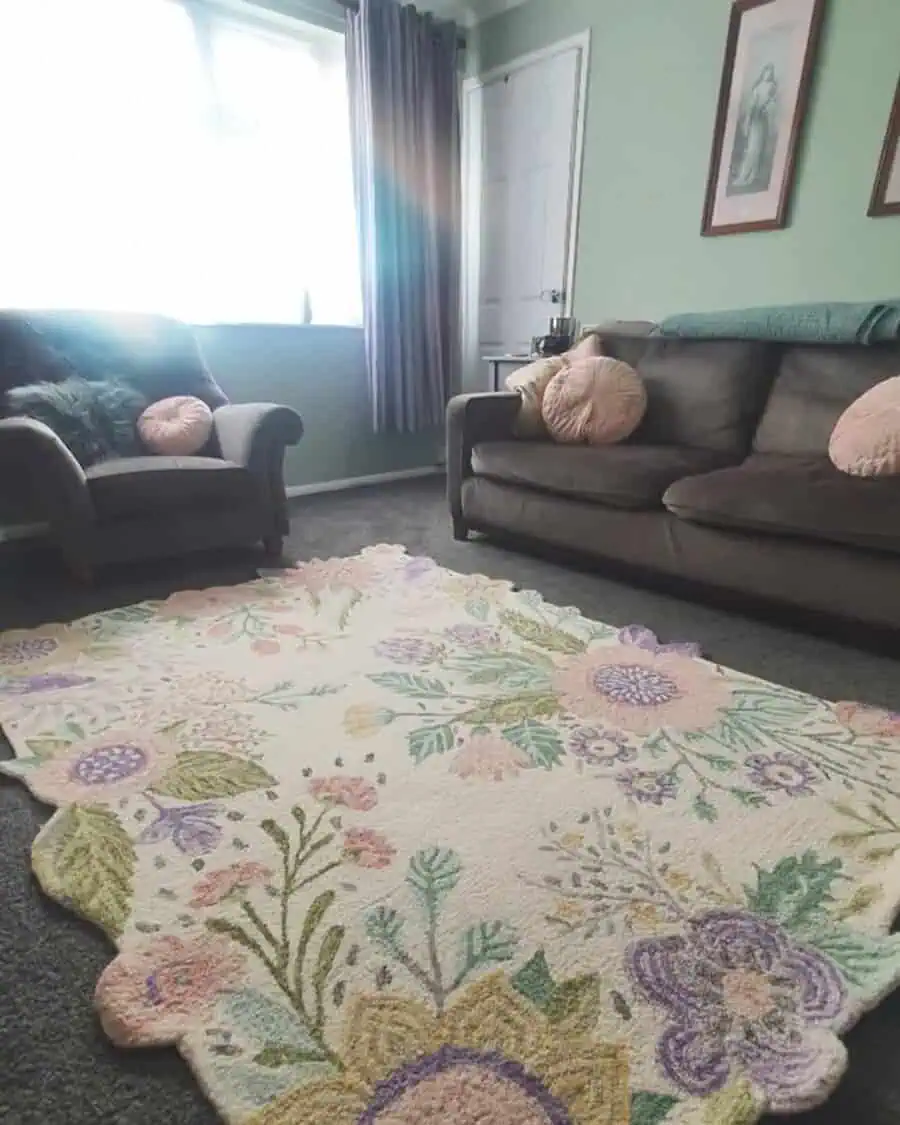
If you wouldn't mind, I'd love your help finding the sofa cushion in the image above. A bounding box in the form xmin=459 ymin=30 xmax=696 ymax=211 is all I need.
xmin=542 ymin=358 xmax=646 ymax=445
xmin=663 ymin=453 xmax=900 ymax=555
xmin=86 ymin=456 xmax=256 ymax=519
xmin=471 ymin=441 xmax=730 ymax=510
xmin=753 ymin=344 xmax=900 ymax=456
xmin=829 ymin=375 xmax=900 ymax=477
xmin=629 ymin=339 xmax=776 ymax=455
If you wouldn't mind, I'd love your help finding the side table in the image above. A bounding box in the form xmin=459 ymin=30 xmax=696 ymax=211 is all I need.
xmin=483 ymin=354 xmax=534 ymax=392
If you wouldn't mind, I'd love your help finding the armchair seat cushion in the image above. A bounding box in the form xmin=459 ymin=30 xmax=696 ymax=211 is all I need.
xmin=86 ymin=456 xmax=257 ymax=519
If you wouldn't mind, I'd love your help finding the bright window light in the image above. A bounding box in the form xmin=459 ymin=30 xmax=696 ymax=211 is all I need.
xmin=0 ymin=0 xmax=361 ymax=326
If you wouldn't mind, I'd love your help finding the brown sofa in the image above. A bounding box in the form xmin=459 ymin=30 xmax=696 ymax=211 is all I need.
xmin=447 ymin=331 xmax=900 ymax=632
xmin=0 ymin=311 xmax=303 ymax=576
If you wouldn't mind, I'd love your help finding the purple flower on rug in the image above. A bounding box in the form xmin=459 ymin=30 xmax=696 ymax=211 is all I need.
xmin=446 ymin=624 xmax=502 ymax=649
xmin=745 ymin=752 xmax=819 ymax=797
xmin=568 ymin=726 xmax=637 ymax=766
xmin=401 ymin=556 xmax=438 ymax=583
xmin=0 ymin=636 xmax=61 ymax=666
xmin=375 ymin=636 xmax=443 ymax=665
xmin=617 ymin=768 xmax=679 ymax=805
xmin=628 ymin=909 xmax=847 ymax=1110
xmin=618 ymin=625 xmax=702 ymax=658
xmin=359 ymin=1045 xmax=572 ymax=1125
xmin=0 ymin=673 xmax=95 ymax=695
xmin=138 ymin=801 xmax=224 ymax=855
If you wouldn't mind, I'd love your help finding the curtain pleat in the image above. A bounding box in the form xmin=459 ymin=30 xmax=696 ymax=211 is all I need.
xmin=346 ymin=0 xmax=461 ymax=434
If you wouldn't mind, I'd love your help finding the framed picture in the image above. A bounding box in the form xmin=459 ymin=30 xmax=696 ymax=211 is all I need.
xmin=868 ymin=78 xmax=900 ymax=218
xmin=702 ymin=0 xmax=827 ymax=236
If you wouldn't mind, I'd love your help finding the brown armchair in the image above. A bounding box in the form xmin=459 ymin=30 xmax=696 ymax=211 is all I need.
xmin=0 ymin=310 xmax=303 ymax=577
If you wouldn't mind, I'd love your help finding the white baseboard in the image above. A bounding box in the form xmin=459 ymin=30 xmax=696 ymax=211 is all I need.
xmin=286 ymin=466 xmax=442 ymax=499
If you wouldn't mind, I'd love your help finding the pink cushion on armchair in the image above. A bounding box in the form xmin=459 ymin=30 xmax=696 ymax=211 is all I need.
xmin=138 ymin=395 xmax=213 ymax=456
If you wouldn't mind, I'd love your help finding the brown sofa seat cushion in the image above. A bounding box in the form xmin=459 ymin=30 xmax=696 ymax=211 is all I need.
xmin=471 ymin=441 xmax=731 ymax=510
xmin=87 ymin=456 xmax=256 ymax=519
xmin=753 ymin=344 xmax=900 ymax=456
xmin=664 ymin=454 xmax=900 ymax=555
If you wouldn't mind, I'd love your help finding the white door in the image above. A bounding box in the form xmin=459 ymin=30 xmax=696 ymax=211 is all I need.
xmin=463 ymin=36 xmax=588 ymax=378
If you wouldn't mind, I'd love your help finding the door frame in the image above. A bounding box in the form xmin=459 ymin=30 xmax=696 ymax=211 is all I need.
xmin=460 ymin=30 xmax=592 ymax=387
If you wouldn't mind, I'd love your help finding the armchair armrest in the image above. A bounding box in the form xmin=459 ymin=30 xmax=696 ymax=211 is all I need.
xmin=446 ymin=392 xmax=520 ymax=534
xmin=213 ymin=403 xmax=304 ymax=475
xmin=0 ymin=416 xmax=94 ymax=536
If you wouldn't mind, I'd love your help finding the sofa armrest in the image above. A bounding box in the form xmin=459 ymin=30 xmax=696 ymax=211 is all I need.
xmin=446 ymin=392 xmax=520 ymax=529
xmin=213 ymin=403 xmax=304 ymax=475
xmin=0 ymin=417 xmax=94 ymax=536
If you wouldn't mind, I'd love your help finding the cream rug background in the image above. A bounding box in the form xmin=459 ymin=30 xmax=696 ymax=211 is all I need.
xmin=1 ymin=545 xmax=900 ymax=1125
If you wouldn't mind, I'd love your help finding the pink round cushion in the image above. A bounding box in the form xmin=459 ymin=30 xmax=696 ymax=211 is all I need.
xmin=138 ymin=395 xmax=213 ymax=456
xmin=829 ymin=375 xmax=900 ymax=477
xmin=541 ymin=357 xmax=646 ymax=445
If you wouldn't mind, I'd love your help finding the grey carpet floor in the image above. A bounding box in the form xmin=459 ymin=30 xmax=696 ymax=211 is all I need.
xmin=1 ymin=476 xmax=899 ymax=1125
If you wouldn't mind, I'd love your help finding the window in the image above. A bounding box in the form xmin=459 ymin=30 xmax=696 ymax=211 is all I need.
xmin=0 ymin=0 xmax=361 ymax=325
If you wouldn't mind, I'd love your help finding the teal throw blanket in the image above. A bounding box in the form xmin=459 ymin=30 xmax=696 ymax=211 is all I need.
xmin=658 ymin=300 xmax=900 ymax=345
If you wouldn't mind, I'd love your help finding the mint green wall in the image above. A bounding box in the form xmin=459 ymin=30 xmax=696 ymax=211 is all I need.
xmin=197 ymin=327 xmax=440 ymax=489
xmin=477 ymin=0 xmax=900 ymax=322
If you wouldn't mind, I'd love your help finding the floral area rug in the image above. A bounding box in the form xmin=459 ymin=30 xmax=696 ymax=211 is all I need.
xmin=2 ymin=546 xmax=900 ymax=1125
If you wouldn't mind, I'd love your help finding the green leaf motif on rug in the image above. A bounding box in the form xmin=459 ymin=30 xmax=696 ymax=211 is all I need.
xmin=152 ymin=752 xmax=276 ymax=801
xmin=408 ymin=724 xmax=455 ymax=764
xmin=35 ymin=804 xmax=134 ymax=938
xmin=631 ymin=1092 xmax=680 ymax=1125
xmin=464 ymin=597 xmax=490 ymax=621
xmin=498 ymin=609 xmax=587 ymax=655
xmin=458 ymin=921 xmax=517 ymax=975
xmin=511 ymin=951 xmax=600 ymax=1030
xmin=802 ymin=926 xmax=900 ymax=992
xmin=25 ymin=737 xmax=72 ymax=761
xmin=463 ymin=692 xmax=561 ymax=726
xmin=511 ymin=950 xmax=556 ymax=1009
xmin=462 ymin=651 xmax=553 ymax=692
xmin=503 ymin=720 xmax=564 ymax=769
xmin=407 ymin=847 xmax=462 ymax=907
xmin=368 ymin=673 xmax=449 ymax=699
xmin=745 ymin=851 xmax=844 ymax=930
xmin=221 ymin=988 xmax=322 ymax=1061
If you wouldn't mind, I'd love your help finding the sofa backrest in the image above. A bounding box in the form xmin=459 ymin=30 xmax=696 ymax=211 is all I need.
xmin=0 ymin=310 xmax=228 ymax=409
xmin=599 ymin=333 xmax=779 ymax=456
xmin=752 ymin=343 xmax=900 ymax=456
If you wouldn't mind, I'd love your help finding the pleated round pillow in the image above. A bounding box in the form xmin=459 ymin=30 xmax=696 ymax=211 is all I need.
xmin=829 ymin=375 xmax=900 ymax=477
xmin=138 ymin=395 xmax=213 ymax=456
xmin=541 ymin=357 xmax=646 ymax=445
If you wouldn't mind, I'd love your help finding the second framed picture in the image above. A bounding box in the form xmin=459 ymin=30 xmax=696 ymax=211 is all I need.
xmin=702 ymin=0 xmax=827 ymax=237
xmin=869 ymin=78 xmax=900 ymax=218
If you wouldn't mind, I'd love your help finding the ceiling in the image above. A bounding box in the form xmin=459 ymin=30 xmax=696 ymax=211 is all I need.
xmin=423 ymin=0 xmax=531 ymax=28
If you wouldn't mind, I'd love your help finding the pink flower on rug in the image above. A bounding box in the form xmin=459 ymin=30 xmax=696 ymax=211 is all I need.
xmin=158 ymin=585 xmax=250 ymax=620
xmin=342 ymin=827 xmax=396 ymax=868
xmin=552 ymin=646 xmax=731 ymax=736
xmin=834 ymin=702 xmax=900 ymax=739
xmin=451 ymin=734 xmax=532 ymax=782
xmin=309 ymin=775 xmax=378 ymax=811
xmin=251 ymin=638 xmax=281 ymax=656
xmin=190 ymin=861 xmax=274 ymax=907
xmin=95 ymin=934 xmax=245 ymax=1046
xmin=26 ymin=729 xmax=179 ymax=806
xmin=288 ymin=556 xmax=379 ymax=596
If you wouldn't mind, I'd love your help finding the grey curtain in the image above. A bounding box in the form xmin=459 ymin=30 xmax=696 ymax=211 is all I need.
xmin=346 ymin=0 xmax=461 ymax=434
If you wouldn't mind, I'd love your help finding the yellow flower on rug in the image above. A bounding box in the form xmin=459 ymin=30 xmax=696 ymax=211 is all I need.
xmin=250 ymin=974 xmax=629 ymax=1125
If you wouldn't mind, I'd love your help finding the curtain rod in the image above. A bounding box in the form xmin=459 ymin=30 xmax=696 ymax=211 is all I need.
xmin=335 ymin=0 xmax=467 ymax=48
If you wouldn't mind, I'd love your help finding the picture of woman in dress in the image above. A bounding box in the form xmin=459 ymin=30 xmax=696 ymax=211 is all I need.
xmin=728 ymin=61 xmax=780 ymax=195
